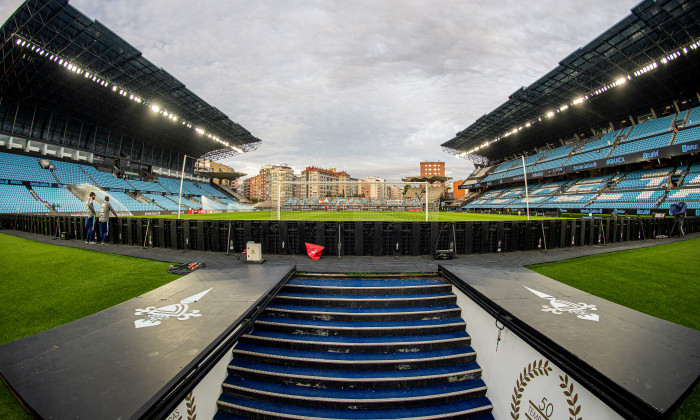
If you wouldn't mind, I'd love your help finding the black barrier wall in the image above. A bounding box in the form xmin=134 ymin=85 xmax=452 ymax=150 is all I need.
xmin=2 ymin=214 xmax=697 ymax=256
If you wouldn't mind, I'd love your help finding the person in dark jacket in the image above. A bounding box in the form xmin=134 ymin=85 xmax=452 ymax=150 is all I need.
xmin=98 ymin=196 xmax=118 ymax=245
xmin=85 ymin=192 xmax=97 ymax=244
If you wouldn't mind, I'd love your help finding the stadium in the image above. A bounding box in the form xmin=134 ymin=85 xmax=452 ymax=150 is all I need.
xmin=0 ymin=0 xmax=699 ymax=419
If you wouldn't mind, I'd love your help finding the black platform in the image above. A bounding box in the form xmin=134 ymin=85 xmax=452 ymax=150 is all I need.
xmin=0 ymin=264 xmax=294 ymax=419
xmin=440 ymin=264 xmax=700 ymax=418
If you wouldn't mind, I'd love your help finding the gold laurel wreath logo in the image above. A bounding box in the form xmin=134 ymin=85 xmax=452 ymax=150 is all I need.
xmin=185 ymin=391 xmax=197 ymax=420
xmin=510 ymin=359 xmax=552 ymax=419
xmin=509 ymin=359 xmax=583 ymax=420
xmin=559 ymin=374 xmax=582 ymax=420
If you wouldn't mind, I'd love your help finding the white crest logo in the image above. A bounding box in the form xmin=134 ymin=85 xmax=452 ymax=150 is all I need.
xmin=134 ymin=288 xmax=212 ymax=328
xmin=524 ymin=286 xmax=599 ymax=322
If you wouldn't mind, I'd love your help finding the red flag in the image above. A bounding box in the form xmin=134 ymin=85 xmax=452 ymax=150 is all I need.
xmin=305 ymin=242 xmax=325 ymax=260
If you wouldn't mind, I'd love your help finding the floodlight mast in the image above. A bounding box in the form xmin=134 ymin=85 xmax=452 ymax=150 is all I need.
xmin=522 ymin=155 xmax=530 ymax=221
xmin=177 ymin=155 xmax=187 ymax=219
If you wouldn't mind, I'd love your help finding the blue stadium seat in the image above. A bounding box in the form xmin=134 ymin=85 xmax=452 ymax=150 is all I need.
xmin=126 ymin=179 xmax=168 ymax=193
xmin=685 ymin=106 xmax=700 ymax=127
xmin=0 ymin=152 xmax=57 ymax=184
xmin=51 ymin=160 xmax=94 ymax=186
xmin=608 ymin=133 xmax=673 ymax=158
xmin=673 ymin=125 xmax=700 ymax=145
xmin=623 ymin=114 xmax=675 ymax=142
xmin=0 ymin=184 xmax=48 ymax=213
xmin=81 ymin=166 xmax=132 ymax=189
xmin=33 ymin=187 xmax=84 ymax=213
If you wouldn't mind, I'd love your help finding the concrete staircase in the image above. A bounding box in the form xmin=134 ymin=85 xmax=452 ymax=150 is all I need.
xmin=215 ymin=276 xmax=493 ymax=419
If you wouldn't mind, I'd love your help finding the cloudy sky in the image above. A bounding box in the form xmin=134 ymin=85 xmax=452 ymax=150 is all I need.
xmin=1 ymin=0 xmax=639 ymax=181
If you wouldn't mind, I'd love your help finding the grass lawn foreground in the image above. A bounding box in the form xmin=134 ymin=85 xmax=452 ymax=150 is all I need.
xmin=0 ymin=233 xmax=698 ymax=418
xmin=0 ymin=232 xmax=182 ymax=419
xmin=527 ymin=237 xmax=700 ymax=420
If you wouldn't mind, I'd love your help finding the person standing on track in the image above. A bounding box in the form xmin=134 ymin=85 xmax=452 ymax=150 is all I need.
xmin=84 ymin=192 xmax=97 ymax=244
xmin=98 ymin=196 xmax=118 ymax=245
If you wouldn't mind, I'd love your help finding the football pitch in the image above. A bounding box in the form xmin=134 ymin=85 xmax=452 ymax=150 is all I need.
xmin=144 ymin=210 xmax=561 ymax=222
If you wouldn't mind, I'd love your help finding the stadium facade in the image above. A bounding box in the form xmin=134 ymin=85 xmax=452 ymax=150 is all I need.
xmin=444 ymin=0 xmax=700 ymax=217
xmin=0 ymin=0 xmax=260 ymax=215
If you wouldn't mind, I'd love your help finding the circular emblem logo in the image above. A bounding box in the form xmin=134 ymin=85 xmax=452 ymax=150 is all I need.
xmin=510 ymin=359 xmax=583 ymax=420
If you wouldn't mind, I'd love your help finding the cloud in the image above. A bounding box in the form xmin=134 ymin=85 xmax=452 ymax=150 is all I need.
xmin=1 ymin=0 xmax=639 ymax=182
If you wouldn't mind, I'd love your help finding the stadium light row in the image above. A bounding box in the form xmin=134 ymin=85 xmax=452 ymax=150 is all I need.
xmin=456 ymin=37 xmax=700 ymax=159
xmin=13 ymin=35 xmax=244 ymax=155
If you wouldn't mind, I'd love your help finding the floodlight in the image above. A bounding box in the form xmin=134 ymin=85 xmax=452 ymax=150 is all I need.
xmin=15 ymin=38 xmax=21 ymax=45
xmin=151 ymin=105 xmax=160 ymax=112
xmin=546 ymin=111 xmax=555 ymax=118
xmin=112 ymin=86 xmax=117 ymax=91
xmin=615 ymin=77 xmax=626 ymax=85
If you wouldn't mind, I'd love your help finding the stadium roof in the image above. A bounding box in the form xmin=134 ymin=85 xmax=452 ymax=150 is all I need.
xmin=0 ymin=0 xmax=261 ymax=161
xmin=442 ymin=0 xmax=700 ymax=165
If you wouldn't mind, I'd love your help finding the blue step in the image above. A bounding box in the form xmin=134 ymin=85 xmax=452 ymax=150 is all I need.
xmin=227 ymin=359 xmax=483 ymax=388
xmin=274 ymin=292 xmax=457 ymax=308
xmin=240 ymin=329 xmax=472 ymax=352
xmin=285 ymin=278 xmax=452 ymax=295
xmin=221 ymin=376 xmax=488 ymax=408
xmin=232 ymin=342 xmax=477 ymax=369
xmin=254 ymin=315 xmax=466 ymax=336
xmin=264 ymin=303 xmax=462 ymax=321
xmin=217 ymin=392 xmax=494 ymax=419
xmin=288 ymin=277 xmax=448 ymax=287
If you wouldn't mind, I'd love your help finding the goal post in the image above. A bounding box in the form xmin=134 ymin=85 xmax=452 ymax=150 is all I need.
xmin=270 ymin=180 xmax=443 ymax=222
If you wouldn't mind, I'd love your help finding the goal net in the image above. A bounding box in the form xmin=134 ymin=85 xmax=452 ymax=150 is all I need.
xmin=271 ymin=181 xmax=443 ymax=221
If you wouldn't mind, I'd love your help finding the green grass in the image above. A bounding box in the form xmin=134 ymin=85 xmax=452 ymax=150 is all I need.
xmin=527 ymin=237 xmax=700 ymax=419
xmin=0 ymin=233 xmax=182 ymax=419
xmin=142 ymin=210 xmax=561 ymax=222
xmin=2 ymin=232 xmax=697 ymax=418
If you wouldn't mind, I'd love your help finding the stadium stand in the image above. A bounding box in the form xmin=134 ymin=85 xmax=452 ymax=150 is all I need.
xmin=685 ymin=106 xmax=700 ymax=127
xmin=607 ymin=133 xmax=674 ymax=157
xmin=0 ymin=184 xmax=47 ymax=213
xmin=673 ymin=125 xmax=700 ymax=145
xmin=157 ymin=177 xmax=202 ymax=195
xmin=0 ymin=152 xmax=56 ymax=184
xmin=142 ymin=194 xmax=181 ymax=211
xmin=81 ymin=166 xmax=132 ymax=190
xmin=50 ymin=160 xmax=94 ymax=186
xmin=449 ymin=103 xmax=700 ymax=214
xmin=194 ymin=182 xmax=227 ymax=198
xmin=545 ymin=194 xmax=596 ymax=207
xmin=125 ymin=179 xmax=168 ymax=194
xmin=565 ymin=148 xmax=612 ymax=166
xmin=33 ymin=186 xmax=84 ymax=213
xmin=622 ymin=114 xmax=676 ymax=143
